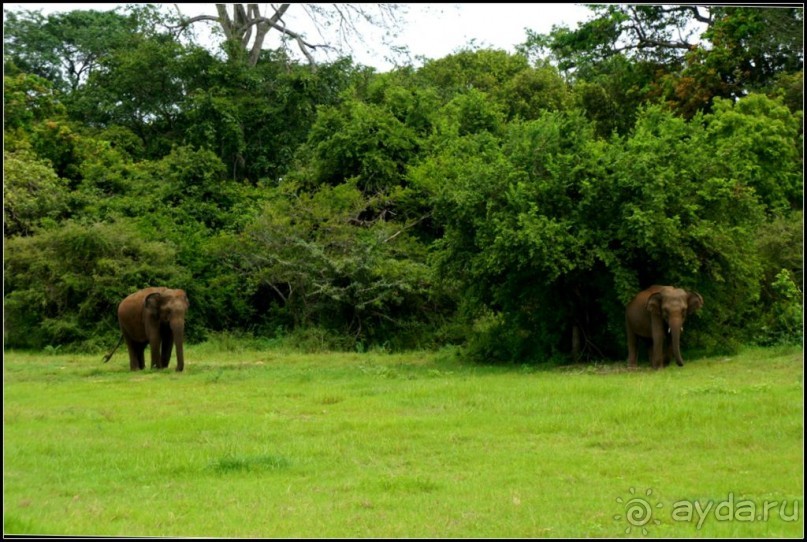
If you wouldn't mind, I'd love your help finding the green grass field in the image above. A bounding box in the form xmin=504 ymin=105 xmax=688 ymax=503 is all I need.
xmin=3 ymin=344 xmax=803 ymax=538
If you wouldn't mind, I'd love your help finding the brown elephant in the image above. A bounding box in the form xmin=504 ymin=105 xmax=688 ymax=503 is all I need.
xmin=103 ymin=287 xmax=189 ymax=372
xmin=625 ymin=285 xmax=703 ymax=369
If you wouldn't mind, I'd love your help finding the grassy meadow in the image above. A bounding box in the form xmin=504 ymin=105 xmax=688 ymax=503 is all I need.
xmin=3 ymin=342 xmax=804 ymax=538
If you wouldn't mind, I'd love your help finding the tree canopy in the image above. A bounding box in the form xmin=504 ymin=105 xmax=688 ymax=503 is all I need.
xmin=3 ymin=4 xmax=803 ymax=359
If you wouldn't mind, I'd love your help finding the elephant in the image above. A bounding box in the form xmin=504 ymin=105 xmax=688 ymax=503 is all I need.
xmin=625 ymin=285 xmax=703 ymax=369
xmin=103 ymin=287 xmax=189 ymax=372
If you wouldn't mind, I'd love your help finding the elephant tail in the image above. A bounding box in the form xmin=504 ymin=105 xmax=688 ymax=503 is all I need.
xmin=102 ymin=335 xmax=124 ymax=363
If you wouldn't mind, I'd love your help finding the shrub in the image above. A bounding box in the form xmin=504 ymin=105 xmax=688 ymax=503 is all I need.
xmin=4 ymin=219 xmax=190 ymax=349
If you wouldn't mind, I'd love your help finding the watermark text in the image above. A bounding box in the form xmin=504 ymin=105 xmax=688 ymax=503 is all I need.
xmin=614 ymin=488 xmax=800 ymax=535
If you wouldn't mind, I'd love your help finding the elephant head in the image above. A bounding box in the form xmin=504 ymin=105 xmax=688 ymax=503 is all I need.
xmin=645 ymin=287 xmax=703 ymax=367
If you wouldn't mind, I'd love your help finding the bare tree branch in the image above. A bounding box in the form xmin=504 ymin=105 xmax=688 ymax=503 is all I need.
xmin=176 ymin=14 xmax=221 ymax=25
xmin=684 ymin=5 xmax=714 ymax=25
xmin=382 ymin=213 xmax=432 ymax=244
xmin=176 ymin=3 xmax=405 ymax=68
xmin=624 ymin=5 xmax=700 ymax=55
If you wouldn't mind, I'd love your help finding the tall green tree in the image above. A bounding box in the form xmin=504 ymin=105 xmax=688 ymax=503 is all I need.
xmin=526 ymin=5 xmax=804 ymax=118
xmin=416 ymin=49 xmax=570 ymax=120
xmin=413 ymin=94 xmax=796 ymax=361
xmin=522 ymin=5 xmax=708 ymax=72
xmin=2 ymin=72 xmax=66 ymax=133
xmin=3 ymin=7 xmax=147 ymax=92
xmin=68 ymin=37 xmax=216 ymax=158
xmin=184 ymin=54 xmax=358 ymax=182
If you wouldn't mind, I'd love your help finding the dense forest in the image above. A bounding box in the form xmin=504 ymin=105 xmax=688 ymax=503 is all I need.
xmin=3 ymin=4 xmax=803 ymax=362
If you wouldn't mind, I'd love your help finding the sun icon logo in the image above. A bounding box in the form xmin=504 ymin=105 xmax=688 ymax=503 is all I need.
xmin=614 ymin=487 xmax=664 ymax=535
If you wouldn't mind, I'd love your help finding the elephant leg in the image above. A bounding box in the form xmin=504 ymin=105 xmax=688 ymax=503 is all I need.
xmin=160 ymin=331 xmax=173 ymax=369
xmin=653 ymin=346 xmax=666 ymax=369
xmin=137 ymin=343 xmax=147 ymax=370
xmin=644 ymin=344 xmax=652 ymax=367
xmin=663 ymin=342 xmax=673 ymax=367
xmin=650 ymin=329 xmax=666 ymax=370
xmin=126 ymin=339 xmax=146 ymax=371
xmin=149 ymin=334 xmax=162 ymax=369
xmin=652 ymin=351 xmax=663 ymax=369
xmin=125 ymin=340 xmax=138 ymax=371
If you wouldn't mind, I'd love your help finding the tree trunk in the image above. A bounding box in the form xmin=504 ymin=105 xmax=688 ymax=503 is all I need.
xmin=214 ymin=4 xmax=291 ymax=67
xmin=571 ymin=325 xmax=581 ymax=362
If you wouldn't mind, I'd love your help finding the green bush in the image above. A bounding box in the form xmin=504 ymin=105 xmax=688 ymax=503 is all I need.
xmin=3 ymin=148 xmax=70 ymax=236
xmin=226 ymin=181 xmax=438 ymax=349
xmin=300 ymin=99 xmax=420 ymax=194
xmin=752 ymin=269 xmax=804 ymax=346
xmin=414 ymin=101 xmax=782 ymax=362
xmin=3 ymin=219 xmax=190 ymax=349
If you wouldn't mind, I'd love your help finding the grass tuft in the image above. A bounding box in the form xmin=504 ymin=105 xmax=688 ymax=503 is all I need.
xmin=209 ymin=454 xmax=291 ymax=474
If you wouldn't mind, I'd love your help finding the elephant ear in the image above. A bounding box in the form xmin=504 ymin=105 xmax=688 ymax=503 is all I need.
xmin=144 ymin=292 xmax=163 ymax=312
xmin=687 ymin=292 xmax=704 ymax=314
xmin=646 ymin=292 xmax=663 ymax=315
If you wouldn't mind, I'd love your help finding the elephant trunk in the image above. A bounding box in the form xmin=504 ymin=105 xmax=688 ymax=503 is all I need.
xmin=171 ymin=320 xmax=185 ymax=372
xmin=668 ymin=318 xmax=684 ymax=367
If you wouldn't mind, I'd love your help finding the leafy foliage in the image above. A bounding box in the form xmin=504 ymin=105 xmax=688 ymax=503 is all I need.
xmin=2 ymin=72 xmax=66 ymax=132
xmin=752 ymin=212 xmax=804 ymax=346
xmin=2 ymin=5 xmax=803 ymax=358
xmin=4 ymin=220 xmax=189 ymax=349
xmin=413 ymin=97 xmax=797 ymax=361
xmin=704 ymin=95 xmax=803 ymax=213
xmin=224 ymin=181 xmax=438 ymax=348
xmin=178 ymin=52 xmax=358 ymax=182
xmin=3 ymin=149 xmax=71 ymax=236
xmin=299 ymin=99 xmax=420 ymax=194
xmin=527 ymin=6 xmax=804 ymax=119
xmin=2 ymin=7 xmax=145 ymax=92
